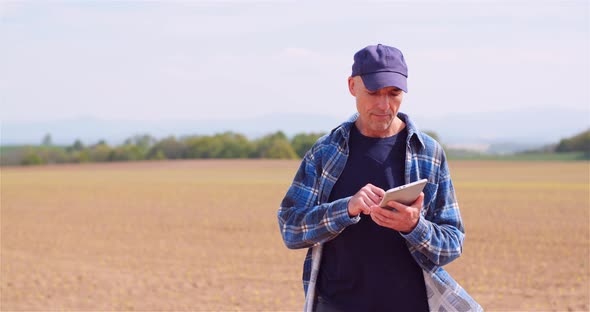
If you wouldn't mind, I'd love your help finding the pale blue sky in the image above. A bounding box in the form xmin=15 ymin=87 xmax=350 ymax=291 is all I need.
xmin=1 ymin=0 xmax=589 ymax=124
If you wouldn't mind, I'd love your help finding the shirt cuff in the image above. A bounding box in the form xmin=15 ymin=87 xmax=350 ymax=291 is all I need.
xmin=400 ymin=215 xmax=429 ymax=246
xmin=330 ymin=196 xmax=360 ymax=227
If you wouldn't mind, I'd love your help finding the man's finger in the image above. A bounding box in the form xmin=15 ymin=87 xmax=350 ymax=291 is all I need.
xmin=363 ymin=184 xmax=385 ymax=204
xmin=371 ymin=210 xmax=400 ymax=227
xmin=410 ymin=192 xmax=425 ymax=208
xmin=359 ymin=197 xmax=374 ymax=214
xmin=369 ymin=184 xmax=386 ymax=197
xmin=386 ymin=200 xmax=408 ymax=212
xmin=371 ymin=205 xmax=400 ymax=220
xmin=370 ymin=211 xmax=388 ymax=226
xmin=366 ymin=191 xmax=383 ymax=206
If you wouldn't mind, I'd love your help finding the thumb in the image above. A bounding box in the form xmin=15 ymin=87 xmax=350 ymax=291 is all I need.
xmin=411 ymin=192 xmax=425 ymax=209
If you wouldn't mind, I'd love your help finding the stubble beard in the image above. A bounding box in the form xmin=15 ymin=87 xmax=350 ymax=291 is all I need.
xmin=372 ymin=119 xmax=393 ymax=133
xmin=363 ymin=114 xmax=395 ymax=136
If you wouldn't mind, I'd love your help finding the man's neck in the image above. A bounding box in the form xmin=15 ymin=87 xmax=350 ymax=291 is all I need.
xmin=355 ymin=116 xmax=406 ymax=138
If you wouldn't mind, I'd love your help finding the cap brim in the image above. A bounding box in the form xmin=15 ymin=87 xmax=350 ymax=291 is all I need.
xmin=361 ymin=72 xmax=407 ymax=93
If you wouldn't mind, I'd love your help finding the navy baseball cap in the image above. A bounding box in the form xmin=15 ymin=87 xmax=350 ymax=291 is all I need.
xmin=351 ymin=44 xmax=408 ymax=92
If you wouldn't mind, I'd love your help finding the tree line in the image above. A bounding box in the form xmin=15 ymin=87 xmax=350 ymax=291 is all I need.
xmin=10 ymin=131 xmax=325 ymax=166
xmin=2 ymin=128 xmax=588 ymax=166
xmin=555 ymin=129 xmax=590 ymax=156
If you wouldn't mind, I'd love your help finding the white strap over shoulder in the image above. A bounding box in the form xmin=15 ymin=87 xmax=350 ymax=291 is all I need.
xmin=303 ymin=244 xmax=323 ymax=312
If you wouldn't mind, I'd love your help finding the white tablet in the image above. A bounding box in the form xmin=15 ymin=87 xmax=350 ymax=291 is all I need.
xmin=379 ymin=179 xmax=428 ymax=208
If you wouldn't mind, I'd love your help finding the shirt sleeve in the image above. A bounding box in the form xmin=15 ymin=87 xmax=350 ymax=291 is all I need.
xmin=277 ymin=151 xmax=360 ymax=250
xmin=401 ymin=150 xmax=465 ymax=270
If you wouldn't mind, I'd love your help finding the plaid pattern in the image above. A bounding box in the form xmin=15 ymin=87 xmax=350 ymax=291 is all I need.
xmin=278 ymin=113 xmax=482 ymax=311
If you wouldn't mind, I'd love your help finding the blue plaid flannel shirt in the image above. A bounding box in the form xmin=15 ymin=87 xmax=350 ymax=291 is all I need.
xmin=278 ymin=112 xmax=482 ymax=311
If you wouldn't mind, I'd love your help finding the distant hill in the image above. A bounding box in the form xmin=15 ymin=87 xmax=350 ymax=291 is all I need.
xmin=410 ymin=108 xmax=590 ymax=146
xmin=446 ymin=128 xmax=590 ymax=160
xmin=2 ymin=108 xmax=589 ymax=154
xmin=0 ymin=113 xmax=341 ymax=146
xmin=555 ymin=129 xmax=590 ymax=155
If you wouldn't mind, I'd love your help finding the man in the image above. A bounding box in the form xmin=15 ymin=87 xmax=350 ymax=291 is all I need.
xmin=278 ymin=44 xmax=482 ymax=312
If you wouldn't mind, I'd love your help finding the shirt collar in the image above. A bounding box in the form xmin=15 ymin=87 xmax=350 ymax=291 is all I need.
xmin=397 ymin=112 xmax=426 ymax=150
xmin=333 ymin=112 xmax=426 ymax=150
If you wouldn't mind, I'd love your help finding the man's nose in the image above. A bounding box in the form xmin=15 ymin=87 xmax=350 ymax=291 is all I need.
xmin=376 ymin=94 xmax=389 ymax=109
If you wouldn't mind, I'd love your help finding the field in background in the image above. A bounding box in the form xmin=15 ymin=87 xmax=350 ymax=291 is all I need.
xmin=1 ymin=160 xmax=589 ymax=311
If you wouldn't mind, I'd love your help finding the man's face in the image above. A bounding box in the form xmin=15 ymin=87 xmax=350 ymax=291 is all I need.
xmin=348 ymin=76 xmax=404 ymax=138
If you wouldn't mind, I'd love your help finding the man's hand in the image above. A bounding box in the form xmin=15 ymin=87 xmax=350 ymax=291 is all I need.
xmin=370 ymin=192 xmax=424 ymax=233
xmin=348 ymin=183 xmax=385 ymax=217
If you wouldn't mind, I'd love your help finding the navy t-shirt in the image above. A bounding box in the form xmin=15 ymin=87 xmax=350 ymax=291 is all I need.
xmin=317 ymin=124 xmax=429 ymax=312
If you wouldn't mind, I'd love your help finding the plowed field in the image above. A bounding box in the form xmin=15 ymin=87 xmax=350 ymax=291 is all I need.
xmin=1 ymin=160 xmax=588 ymax=311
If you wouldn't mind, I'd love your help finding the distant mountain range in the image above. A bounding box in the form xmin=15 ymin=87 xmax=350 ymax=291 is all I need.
xmin=1 ymin=109 xmax=588 ymax=154
xmin=412 ymin=109 xmax=589 ymax=145
xmin=410 ymin=108 xmax=589 ymax=154
xmin=0 ymin=113 xmax=341 ymax=145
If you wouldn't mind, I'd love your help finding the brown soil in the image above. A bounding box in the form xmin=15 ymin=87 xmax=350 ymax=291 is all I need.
xmin=1 ymin=160 xmax=588 ymax=311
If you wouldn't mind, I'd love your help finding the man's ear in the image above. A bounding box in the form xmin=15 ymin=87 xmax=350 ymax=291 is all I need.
xmin=348 ymin=76 xmax=356 ymax=96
